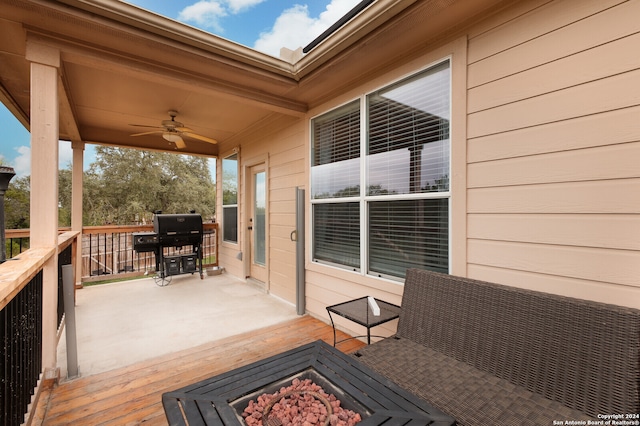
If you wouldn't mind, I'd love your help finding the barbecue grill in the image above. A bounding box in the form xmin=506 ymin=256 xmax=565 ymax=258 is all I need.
xmin=132 ymin=213 xmax=204 ymax=285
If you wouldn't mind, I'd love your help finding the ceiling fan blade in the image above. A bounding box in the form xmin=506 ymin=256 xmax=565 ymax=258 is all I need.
xmin=129 ymin=124 xmax=164 ymax=129
xmin=131 ymin=131 xmax=163 ymax=137
xmin=174 ymin=137 xmax=186 ymax=149
xmin=182 ymin=132 xmax=217 ymax=144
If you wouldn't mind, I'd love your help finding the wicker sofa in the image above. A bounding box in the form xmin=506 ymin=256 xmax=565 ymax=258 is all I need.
xmin=353 ymin=269 xmax=640 ymax=425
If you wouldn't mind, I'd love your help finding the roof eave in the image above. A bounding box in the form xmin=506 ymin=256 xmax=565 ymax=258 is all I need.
xmin=54 ymin=0 xmax=297 ymax=77
xmin=54 ymin=0 xmax=421 ymax=82
xmin=293 ymin=0 xmax=419 ymax=79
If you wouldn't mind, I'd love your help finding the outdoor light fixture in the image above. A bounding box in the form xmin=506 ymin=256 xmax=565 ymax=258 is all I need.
xmin=162 ymin=132 xmax=181 ymax=143
xmin=162 ymin=132 xmax=186 ymax=149
xmin=0 ymin=167 xmax=14 ymax=192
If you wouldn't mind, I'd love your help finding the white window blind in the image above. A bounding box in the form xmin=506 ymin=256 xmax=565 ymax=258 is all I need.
xmin=367 ymin=62 xmax=450 ymax=195
xmin=311 ymin=100 xmax=360 ymax=199
xmin=369 ymin=199 xmax=449 ymax=277
xmin=313 ymin=202 xmax=360 ymax=269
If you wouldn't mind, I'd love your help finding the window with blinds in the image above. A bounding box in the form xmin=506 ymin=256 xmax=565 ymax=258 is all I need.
xmin=311 ymin=60 xmax=451 ymax=278
xmin=222 ymin=153 xmax=238 ymax=243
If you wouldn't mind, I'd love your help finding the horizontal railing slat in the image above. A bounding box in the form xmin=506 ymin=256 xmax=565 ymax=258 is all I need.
xmin=5 ymin=223 xmax=218 ymax=282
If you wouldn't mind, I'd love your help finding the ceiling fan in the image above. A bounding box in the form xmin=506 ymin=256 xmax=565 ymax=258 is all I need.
xmin=129 ymin=110 xmax=217 ymax=149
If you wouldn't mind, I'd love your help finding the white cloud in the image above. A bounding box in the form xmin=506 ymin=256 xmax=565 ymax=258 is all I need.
xmin=178 ymin=1 xmax=227 ymax=32
xmin=13 ymin=146 xmax=31 ymax=178
xmin=59 ymin=143 xmax=73 ymax=170
xmin=318 ymin=0 xmax=363 ymax=27
xmin=226 ymin=0 xmax=265 ymax=14
xmin=178 ymin=0 xmax=265 ymax=31
xmin=253 ymin=0 xmax=361 ymax=57
xmin=254 ymin=5 xmax=313 ymax=56
xmin=10 ymin=142 xmax=80 ymax=178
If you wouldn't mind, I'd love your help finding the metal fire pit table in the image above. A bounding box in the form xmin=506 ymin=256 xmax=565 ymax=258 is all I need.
xmin=162 ymin=340 xmax=456 ymax=425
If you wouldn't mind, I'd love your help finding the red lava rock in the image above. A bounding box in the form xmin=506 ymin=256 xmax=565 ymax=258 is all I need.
xmin=241 ymin=378 xmax=362 ymax=426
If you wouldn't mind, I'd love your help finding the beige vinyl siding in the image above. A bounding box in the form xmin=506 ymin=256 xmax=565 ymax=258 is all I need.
xmin=218 ymin=116 xmax=305 ymax=303
xmin=268 ymin=141 xmax=307 ymax=302
xmin=466 ymin=0 xmax=640 ymax=308
xmin=468 ymin=143 xmax=640 ymax=187
xmin=468 ymin=0 xmax=637 ymax=83
xmin=468 ymin=214 xmax=640 ymax=251
xmin=467 ymin=107 xmax=640 ymax=162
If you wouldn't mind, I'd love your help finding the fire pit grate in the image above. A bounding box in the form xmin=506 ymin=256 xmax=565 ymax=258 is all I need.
xmin=234 ymin=369 xmax=367 ymax=425
xmin=162 ymin=340 xmax=456 ymax=425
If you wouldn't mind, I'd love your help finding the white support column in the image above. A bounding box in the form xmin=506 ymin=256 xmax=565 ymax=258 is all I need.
xmin=26 ymin=38 xmax=60 ymax=378
xmin=72 ymin=141 xmax=84 ymax=288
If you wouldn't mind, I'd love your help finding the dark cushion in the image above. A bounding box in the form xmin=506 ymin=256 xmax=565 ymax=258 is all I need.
xmin=355 ymin=337 xmax=594 ymax=426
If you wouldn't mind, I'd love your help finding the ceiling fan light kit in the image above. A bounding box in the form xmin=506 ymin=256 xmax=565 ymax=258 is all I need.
xmin=162 ymin=132 xmax=181 ymax=142
xmin=162 ymin=132 xmax=186 ymax=149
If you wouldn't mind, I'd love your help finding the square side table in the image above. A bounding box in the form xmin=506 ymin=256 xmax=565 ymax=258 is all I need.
xmin=326 ymin=296 xmax=401 ymax=346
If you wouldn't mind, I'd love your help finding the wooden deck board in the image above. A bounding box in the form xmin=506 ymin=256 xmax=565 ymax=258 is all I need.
xmin=37 ymin=315 xmax=365 ymax=425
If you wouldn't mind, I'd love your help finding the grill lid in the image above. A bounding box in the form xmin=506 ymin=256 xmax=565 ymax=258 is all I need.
xmin=153 ymin=213 xmax=203 ymax=246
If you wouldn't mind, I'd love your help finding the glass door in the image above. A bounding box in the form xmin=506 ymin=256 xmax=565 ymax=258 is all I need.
xmin=249 ymin=164 xmax=267 ymax=283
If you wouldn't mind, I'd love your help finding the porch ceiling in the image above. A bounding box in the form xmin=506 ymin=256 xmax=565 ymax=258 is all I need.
xmin=0 ymin=0 xmax=506 ymax=158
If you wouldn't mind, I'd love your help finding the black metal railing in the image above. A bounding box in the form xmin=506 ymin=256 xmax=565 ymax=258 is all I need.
xmin=83 ymin=224 xmax=217 ymax=279
xmin=85 ymin=230 xmax=148 ymax=276
xmin=0 ymin=271 xmax=43 ymax=426
xmin=5 ymin=230 xmax=29 ymax=260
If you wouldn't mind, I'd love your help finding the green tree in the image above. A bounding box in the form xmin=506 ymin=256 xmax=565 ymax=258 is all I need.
xmin=4 ymin=175 xmax=30 ymax=256
xmin=58 ymin=168 xmax=72 ymax=227
xmin=5 ymin=175 xmax=30 ymax=229
xmin=4 ymin=169 xmax=74 ymax=230
xmin=84 ymin=147 xmax=215 ymax=225
xmin=2 ymin=147 xmax=216 ymax=229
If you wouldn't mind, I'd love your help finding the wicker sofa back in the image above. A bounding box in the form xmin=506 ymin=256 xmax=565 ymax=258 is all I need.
xmin=355 ymin=269 xmax=640 ymax=425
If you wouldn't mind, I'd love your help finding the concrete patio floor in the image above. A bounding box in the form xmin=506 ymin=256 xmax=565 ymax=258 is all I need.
xmin=56 ymin=272 xmax=299 ymax=380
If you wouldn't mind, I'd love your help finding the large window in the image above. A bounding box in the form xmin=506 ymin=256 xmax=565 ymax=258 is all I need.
xmin=311 ymin=61 xmax=450 ymax=279
xmin=222 ymin=153 xmax=238 ymax=243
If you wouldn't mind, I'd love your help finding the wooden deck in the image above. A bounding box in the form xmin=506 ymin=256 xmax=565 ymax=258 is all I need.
xmin=36 ymin=316 xmax=365 ymax=425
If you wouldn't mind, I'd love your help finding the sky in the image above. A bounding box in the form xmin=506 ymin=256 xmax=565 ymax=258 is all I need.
xmin=0 ymin=0 xmax=362 ymax=178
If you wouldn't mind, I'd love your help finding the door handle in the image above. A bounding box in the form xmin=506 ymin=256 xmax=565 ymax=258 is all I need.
xmin=290 ymin=230 xmax=297 ymax=241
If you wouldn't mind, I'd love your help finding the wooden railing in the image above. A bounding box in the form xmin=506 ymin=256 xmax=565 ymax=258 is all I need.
xmin=6 ymin=223 xmax=218 ymax=283
xmin=0 ymin=231 xmax=79 ymax=426
xmin=0 ymin=223 xmax=218 ymax=424
xmin=5 ymin=228 xmax=31 ymax=259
